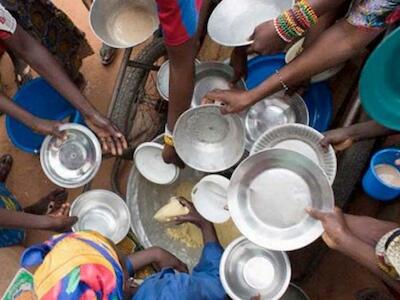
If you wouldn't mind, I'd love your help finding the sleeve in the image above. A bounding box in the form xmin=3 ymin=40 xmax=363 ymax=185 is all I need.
xmin=347 ymin=0 xmax=400 ymax=29
xmin=0 ymin=3 xmax=16 ymax=39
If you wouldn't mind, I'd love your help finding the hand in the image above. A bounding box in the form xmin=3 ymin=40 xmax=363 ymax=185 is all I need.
xmin=85 ymin=113 xmax=128 ymax=156
xmin=202 ymin=89 xmax=252 ymax=114
xmin=173 ymin=197 xmax=210 ymax=229
xmin=46 ymin=203 xmax=78 ymax=232
xmin=247 ymin=20 xmax=287 ymax=55
xmin=306 ymin=207 xmax=353 ymax=251
xmin=230 ymin=46 xmax=248 ymax=84
xmin=162 ymin=144 xmax=185 ymax=168
xmin=321 ymin=127 xmax=354 ymax=152
xmin=153 ymin=247 xmax=189 ymax=273
xmin=33 ymin=119 xmax=65 ymax=139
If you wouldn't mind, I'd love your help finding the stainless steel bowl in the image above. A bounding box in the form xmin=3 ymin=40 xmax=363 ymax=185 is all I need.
xmin=208 ymin=0 xmax=292 ymax=47
xmin=220 ymin=237 xmax=291 ymax=300
xmin=156 ymin=59 xmax=201 ymax=102
xmin=40 ymin=123 xmax=102 ymax=188
xmin=174 ymin=105 xmax=246 ymax=173
xmin=281 ymin=283 xmax=310 ymax=300
xmin=228 ymin=148 xmax=334 ymax=251
xmin=70 ymin=189 xmax=130 ymax=244
xmin=245 ymin=91 xmax=309 ymax=151
xmin=192 ymin=62 xmax=246 ymax=107
xmin=89 ymin=0 xmax=159 ymax=48
xmin=251 ymin=124 xmax=337 ymax=184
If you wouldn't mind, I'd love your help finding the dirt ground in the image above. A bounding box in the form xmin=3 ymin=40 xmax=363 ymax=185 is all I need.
xmin=0 ymin=1 xmax=399 ymax=299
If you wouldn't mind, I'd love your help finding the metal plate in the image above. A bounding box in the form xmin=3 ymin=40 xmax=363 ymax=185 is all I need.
xmin=228 ymin=148 xmax=334 ymax=251
xmin=70 ymin=190 xmax=131 ymax=244
xmin=192 ymin=62 xmax=246 ymax=107
xmin=251 ymin=124 xmax=337 ymax=184
xmin=208 ymin=0 xmax=292 ymax=47
xmin=220 ymin=237 xmax=291 ymax=300
xmin=89 ymin=0 xmax=159 ymax=48
xmin=174 ymin=105 xmax=245 ymax=173
xmin=156 ymin=59 xmax=201 ymax=101
xmin=245 ymin=91 xmax=309 ymax=151
xmin=40 ymin=123 xmax=102 ymax=188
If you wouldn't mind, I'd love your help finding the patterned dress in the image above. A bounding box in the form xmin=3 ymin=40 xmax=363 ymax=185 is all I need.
xmin=0 ymin=0 xmax=93 ymax=82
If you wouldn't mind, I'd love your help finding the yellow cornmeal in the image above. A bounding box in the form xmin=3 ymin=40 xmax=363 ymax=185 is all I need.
xmin=165 ymin=181 xmax=241 ymax=249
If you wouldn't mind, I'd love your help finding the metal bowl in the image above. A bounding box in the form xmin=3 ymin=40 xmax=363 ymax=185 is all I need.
xmin=228 ymin=148 xmax=334 ymax=251
xmin=281 ymin=283 xmax=310 ymax=300
xmin=174 ymin=105 xmax=246 ymax=173
xmin=156 ymin=59 xmax=201 ymax=102
xmin=245 ymin=91 xmax=309 ymax=151
xmin=40 ymin=123 xmax=102 ymax=188
xmin=208 ymin=0 xmax=292 ymax=47
xmin=192 ymin=62 xmax=246 ymax=107
xmin=89 ymin=0 xmax=159 ymax=48
xmin=220 ymin=237 xmax=291 ymax=300
xmin=251 ymin=124 xmax=337 ymax=184
xmin=70 ymin=190 xmax=131 ymax=244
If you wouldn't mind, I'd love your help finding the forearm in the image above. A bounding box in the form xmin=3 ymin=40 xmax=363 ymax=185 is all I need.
xmin=0 ymin=208 xmax=51 ymax=230
xmin=199 ymin=222 xmax=219 ymax=245
xmin=308 ymin=0 xmax=350 ymax=17
xmin=5 ymin=27 xmax=98 ymax=118
xmin=166 ymin=40 xmax=197 ymax=131
xmin=248 ymin=20 xmax=382 ymax=104
xmin=126 ymin=247 xmax=162 ymax=272
xmin=339 ymin=235 xmax=400 ymax=293
xmin=0 ymin=93 xmax=42 ymax=130
xmin=346 ymin=121 xmax=396 ymax=142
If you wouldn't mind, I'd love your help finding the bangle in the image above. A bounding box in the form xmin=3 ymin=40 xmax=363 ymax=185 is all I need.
xmin=164 ymin=134 xmax=174 ymax=147
xmin=275 ymin=70 xmax=290 ymax=92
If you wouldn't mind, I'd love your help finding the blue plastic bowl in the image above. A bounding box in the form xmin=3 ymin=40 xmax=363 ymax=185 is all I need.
xmin=362 ymin=148 xmax=400 ymax=201
xmin=6 ymin=78 xmax=82 ymax=154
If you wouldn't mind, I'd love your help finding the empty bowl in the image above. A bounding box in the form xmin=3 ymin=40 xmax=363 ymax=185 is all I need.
xmin=192 ymin=175 xmax=230 ymax=223
xmin=174 ymin=105 xmax=245 ymax=173
xmin=40 ymin=123 xmax=102 ymax=188
xmin=70 ymin=189 xmax=131 ymax=244
xmin=220 ymin=236 xmax=291 ymax=300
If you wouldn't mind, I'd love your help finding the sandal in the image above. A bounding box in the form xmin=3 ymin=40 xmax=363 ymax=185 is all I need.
xmin=100 ymin=44 xmax=117 ymax=66
xmin=15 ymin=65 xmax=33 ymax=87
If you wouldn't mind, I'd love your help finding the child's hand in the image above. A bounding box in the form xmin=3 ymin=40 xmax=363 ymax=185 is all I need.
xmin=247 ymin=20 xmax=286 ymax=55
xmin=173 ymin=198 xmax=210 ymax=229
xmin=153 ymin=247 xmax=189 ymax=273
xmin=162 ymin=144 xmax=185 ymax=169
xmin=321 ymin=127 xmax=354 ymax=152
xmin=46 ymin=203 xmax=78 ymax=232
xmin=202 ymin=89 xmax=251 ymax=114
xmin=306 ymin=207 xmax=353 ymax=251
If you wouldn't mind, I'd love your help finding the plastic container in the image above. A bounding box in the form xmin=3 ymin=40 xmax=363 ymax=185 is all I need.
xmin=362 ymin=148 xmax=400 ymax=201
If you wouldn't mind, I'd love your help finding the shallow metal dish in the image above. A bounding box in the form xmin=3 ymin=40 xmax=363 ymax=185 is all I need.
xmin=174 ymin=105 xmax=245 ymax=173
xmin=156 ymin=59 xmax=201 ymax=102
xmin=70 ymin=190 xmax=130 ymax=244
xmin=251 ymin=124 xmax=337 ymax=184
xmin=245 ymin=91 xmax=309 ymax=151
xmin=89 ymin=0 xmax=159 ymax=48
xmin=208 ymin=0 xmax=292 ymax=47
xmin=40 ymin=123 xmax=102 ymax=188
xmin=220 ymin=237 xmax=291 ymax=300
xmin=127 ymin=134 xmax=206 ymax=269
xmin=228 ymin=148 xmax=334 ymax=251
xmin=281 ymin=283 xmax=310 ymax=300
xmin=192 ymin=62 xmax=246 ymax=107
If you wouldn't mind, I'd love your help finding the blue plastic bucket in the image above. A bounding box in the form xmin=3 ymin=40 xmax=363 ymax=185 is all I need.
xmin=6 ymin=78 xmax=82 ymax=154
xmin=362 ymin=148 xmax=400 ymax=201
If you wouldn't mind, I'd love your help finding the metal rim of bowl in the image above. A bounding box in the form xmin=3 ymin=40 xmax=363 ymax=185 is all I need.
xmin=219 ymin=236 xmax=291 ymax=300
xmin=133 ymin=142 xmax=180 ymax=185
xmin=228 ymin=148 xmax=334 ymax=251
xmin=250 ymin=123 xmax=337 ymax=184
xmin=88 ymin=0 xmax=159 ymax=49
xmin=173 ymin=104 xmax=246 ymax=173
xmin=70 ymin=189 xmax=131 ymax=244
xmin=244 ymin=92 xmax=309 ymax=151
xmin=40 ymin=123 xmax=102 ymax=189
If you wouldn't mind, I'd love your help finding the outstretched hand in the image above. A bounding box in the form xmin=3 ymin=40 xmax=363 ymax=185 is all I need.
xmin=153 ymin=247 xmax=189 ymax=273
xmin=173 ymin=197 xmax=209 ymax=228
xmin=321 ymin=127 xmax=354 ymax=152
xmin=202 ymin=89 xmax=251 ymax=114
xmin=247 ymin=20 xmax=286 ymax=55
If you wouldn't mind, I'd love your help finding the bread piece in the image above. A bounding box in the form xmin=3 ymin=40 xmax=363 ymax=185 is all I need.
xmin=154 ymin=197 xmax=189 ymax=223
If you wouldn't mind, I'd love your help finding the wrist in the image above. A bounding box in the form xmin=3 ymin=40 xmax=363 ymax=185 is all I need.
xmin=38 ymin=215 xmax=55 ymax=230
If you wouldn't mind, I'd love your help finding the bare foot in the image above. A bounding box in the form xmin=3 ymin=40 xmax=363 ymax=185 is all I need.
xmin=24 ymin=188 xmax=68 ymax=215
xmin=47 ymin=203 xmax=78 ymax=232
xmin=0 ymin=154 xmax=13 ymax=183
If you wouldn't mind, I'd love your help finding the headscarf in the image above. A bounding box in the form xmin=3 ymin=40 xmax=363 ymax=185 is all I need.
xmin=20 ymin=231 xmax=124 ymax=300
